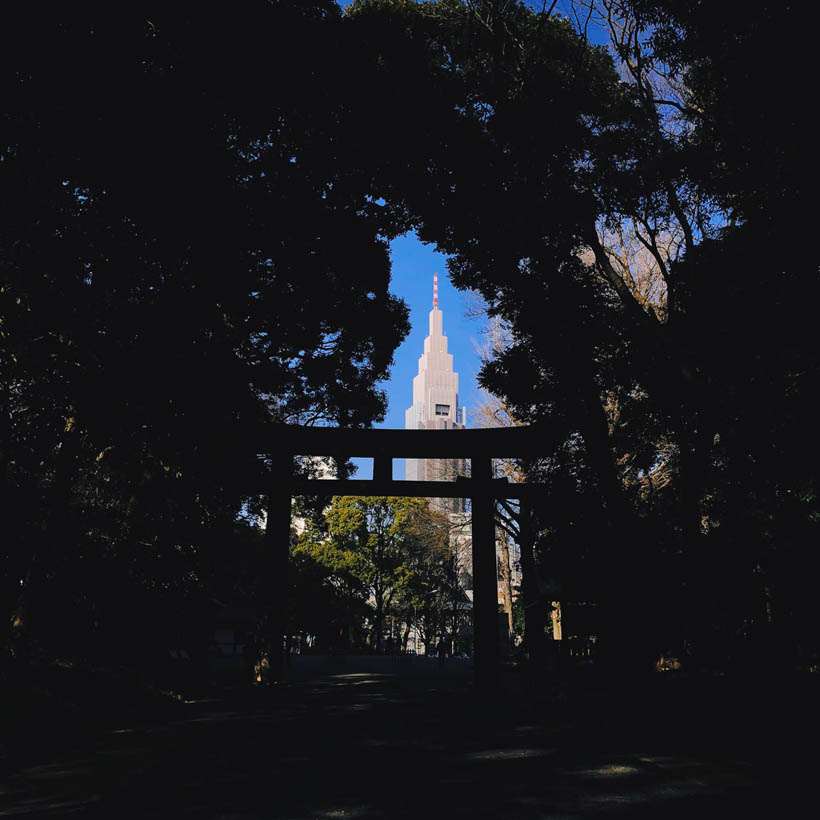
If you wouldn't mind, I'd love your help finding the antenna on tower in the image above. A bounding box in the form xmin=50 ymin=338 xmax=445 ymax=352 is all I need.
xmin=433 ymin=272 xmax=438 ymax=308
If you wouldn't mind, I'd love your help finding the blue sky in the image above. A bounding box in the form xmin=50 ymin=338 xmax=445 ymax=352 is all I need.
xmin=354 ymin=232 xmax=487 ymax=478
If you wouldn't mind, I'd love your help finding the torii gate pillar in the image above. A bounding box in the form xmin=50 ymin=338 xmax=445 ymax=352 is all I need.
xmin=265 ymin=453 xmax=292 ymax=683
xmin=471 ymin=455 xmax=499 ymax=689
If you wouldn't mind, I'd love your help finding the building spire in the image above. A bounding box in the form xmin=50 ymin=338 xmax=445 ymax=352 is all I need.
xmin=406 ymin=267 xmax=466 ymax=515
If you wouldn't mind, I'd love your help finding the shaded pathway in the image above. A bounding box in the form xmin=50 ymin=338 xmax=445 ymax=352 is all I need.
xmin=1 ymin=658 xmax=813 ymax=818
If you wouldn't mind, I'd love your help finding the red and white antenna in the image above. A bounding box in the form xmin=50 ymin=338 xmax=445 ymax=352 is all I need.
xmin=433 ymin=272 xmax=439 ymax=308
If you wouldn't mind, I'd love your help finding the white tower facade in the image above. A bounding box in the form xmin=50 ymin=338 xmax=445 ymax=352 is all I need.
xmin=405 ymin=274 xmax=467 ymax=515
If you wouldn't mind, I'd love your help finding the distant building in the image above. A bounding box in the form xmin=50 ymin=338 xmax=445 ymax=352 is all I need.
xmin=404 ymin=273 xmax=467 ymax=517
xmin=404 ymin=276 xmax=474 ymax=601
xmin=403 ymin=276 xmax=525 ymax=653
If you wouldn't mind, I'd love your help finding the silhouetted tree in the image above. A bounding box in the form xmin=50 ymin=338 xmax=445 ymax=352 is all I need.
xmin=345 ymin=0 xmax=818 ymax=674
xmin=1 ymin=2 xmax=409 ymax=670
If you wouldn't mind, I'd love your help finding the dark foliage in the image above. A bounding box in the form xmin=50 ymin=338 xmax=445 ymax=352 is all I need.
xmin=2 ymin=0 xmax=815 ymax=686
xmin=1 ymin=2 xmax=409 ymax=671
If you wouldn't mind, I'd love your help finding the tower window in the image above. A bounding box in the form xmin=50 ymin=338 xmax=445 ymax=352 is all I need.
xmin=435 ymin=404 xmax=450 ymax=416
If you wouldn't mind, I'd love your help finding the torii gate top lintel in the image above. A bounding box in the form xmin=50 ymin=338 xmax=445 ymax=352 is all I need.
xmin=263 ymin=423 xmax=551 ymax=499
xmin=266 ymin=423 xmax=551 ymax=460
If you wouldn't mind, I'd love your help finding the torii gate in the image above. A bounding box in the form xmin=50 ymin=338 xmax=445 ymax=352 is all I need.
xmin=262 ymin=424 xmax=548 ymax=688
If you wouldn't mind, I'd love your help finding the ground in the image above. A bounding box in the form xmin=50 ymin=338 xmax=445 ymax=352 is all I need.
xmin=1 ymin=656 xmax=815 ymax=818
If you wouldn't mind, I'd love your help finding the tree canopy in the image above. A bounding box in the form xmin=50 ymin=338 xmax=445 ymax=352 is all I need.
xmin=2 ymin=0 xmax=814 ymax=679
xmin=1 ymin=1 xmax=410 ymax=667
xmin=295 ymin=496 xmax=454 ymax=652
xmin=343 ymin=0 xmax=819 ymax=672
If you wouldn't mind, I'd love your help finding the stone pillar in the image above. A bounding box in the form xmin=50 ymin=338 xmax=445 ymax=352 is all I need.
xmin=471 ymin=455 xmax=499 ymax=689
xmin=264 ymin=453 xmax=292 ymax=682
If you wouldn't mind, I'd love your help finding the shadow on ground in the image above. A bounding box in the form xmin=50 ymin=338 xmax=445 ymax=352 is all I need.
xmin=1 ymin=655 xmax=816 ymax=818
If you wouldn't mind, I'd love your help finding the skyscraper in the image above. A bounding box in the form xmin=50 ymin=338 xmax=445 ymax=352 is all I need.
xmin=405 ymin=274 xmax=467 ymax=515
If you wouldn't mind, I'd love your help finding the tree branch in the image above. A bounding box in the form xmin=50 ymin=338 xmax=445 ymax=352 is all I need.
xmin=586 ymin=228 xmax=658 ymax=327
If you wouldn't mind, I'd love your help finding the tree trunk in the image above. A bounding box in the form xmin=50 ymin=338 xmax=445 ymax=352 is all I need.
xmin=676 ymin=418 xmax=717 ymax=669
xmin=574 ymin=378 xmax=653 ymax=679
xmin=550 ymin=601 xmax=563 ymax=641
xmin=497 ymin=529 xmax=514 ymax=649
xmin=519 ymin=501 xmax=547 ymax=667
xmin=372 ymin=592 xmax=384 ymax=653
xmin=13 ymin=415 xmax=82 ymax=661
